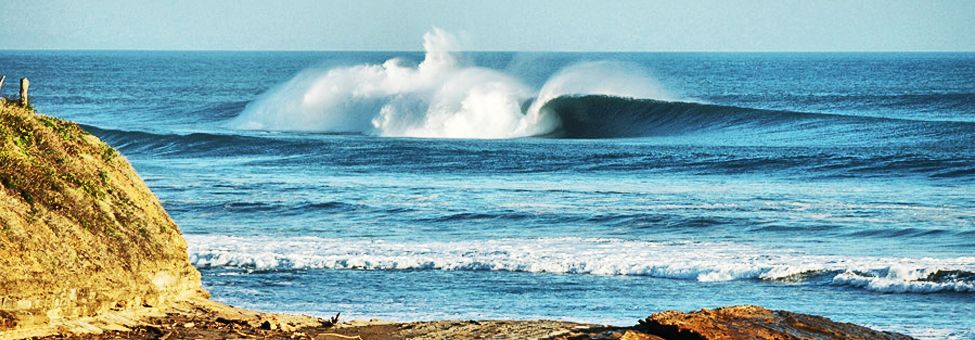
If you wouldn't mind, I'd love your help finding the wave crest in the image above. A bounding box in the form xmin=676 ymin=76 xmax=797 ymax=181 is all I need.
xmin=232 ymin=28 xmax=673 ymax=138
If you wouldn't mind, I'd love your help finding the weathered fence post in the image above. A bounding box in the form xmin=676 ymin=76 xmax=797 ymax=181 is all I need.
xmin=20 ymin=77 xmax=29 ymax=107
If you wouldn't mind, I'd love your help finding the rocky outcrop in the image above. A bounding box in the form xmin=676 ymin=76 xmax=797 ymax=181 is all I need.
xmin=635 ymin=305 xmax=912 ymax=340
xmin=318 ymin=306 xmax=911 ymax=339
xmin=0 ymin=102 xmax=207 ymax=337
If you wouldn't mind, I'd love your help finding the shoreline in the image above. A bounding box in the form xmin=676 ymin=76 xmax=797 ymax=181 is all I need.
xmin=34 ymin=304 xmax=914 ymax=339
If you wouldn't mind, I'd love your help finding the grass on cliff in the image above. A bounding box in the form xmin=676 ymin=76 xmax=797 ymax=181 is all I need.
xmin=0 ymin=97 xmax=34 ymax=112
xmin=0 ymin=101 xmax=142 ymax=239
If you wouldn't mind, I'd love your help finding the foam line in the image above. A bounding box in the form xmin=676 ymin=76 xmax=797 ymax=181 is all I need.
xmin=187 ymin=235 xmax=975 ymax=294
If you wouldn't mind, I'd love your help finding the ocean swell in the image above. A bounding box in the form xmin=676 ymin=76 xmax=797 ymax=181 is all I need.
xmin=539 ymin=95 xmax=975 ymax=144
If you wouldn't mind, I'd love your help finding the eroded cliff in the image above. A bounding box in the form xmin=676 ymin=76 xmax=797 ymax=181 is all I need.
xmin=0 ymin=101 xmax=205 ymax=337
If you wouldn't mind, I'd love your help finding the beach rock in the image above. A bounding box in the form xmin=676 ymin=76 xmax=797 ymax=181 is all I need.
xmin=621 ymin=330 xmax=665 ymax=340
xmin=636 ymin=305 xmax=913 ymax=339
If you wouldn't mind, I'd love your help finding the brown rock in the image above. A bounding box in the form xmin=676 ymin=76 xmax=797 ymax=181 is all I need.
xmin=621 ymin=330 xmax=665 ymax=340
xmin=636 ymin=305 xmax=913 ymax=340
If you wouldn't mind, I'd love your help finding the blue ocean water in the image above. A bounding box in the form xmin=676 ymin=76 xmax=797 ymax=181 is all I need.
xmin=2 ymin=49 xmax=974 ymax=338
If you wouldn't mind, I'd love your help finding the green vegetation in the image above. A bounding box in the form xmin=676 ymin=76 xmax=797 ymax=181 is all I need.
xmin=0 ymin=101 xmax=118 ymax=234
xmin=0 ymin=96 xmax=34 ymax=112
xmin=101 ymin=142 xmax=118 ymax=161
xmin=38 ymin=114 xmax=84 ymax=142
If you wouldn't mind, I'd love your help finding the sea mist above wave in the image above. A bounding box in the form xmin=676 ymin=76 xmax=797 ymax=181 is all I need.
xmin=232 ymin=28 xmax=673 ymax=138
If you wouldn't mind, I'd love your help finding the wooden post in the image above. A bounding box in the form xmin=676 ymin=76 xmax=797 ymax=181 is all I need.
xmin=0 ymin=75 xmax=5 ymax=104
xmin=19 ymin=77 xmax=29 ymax=107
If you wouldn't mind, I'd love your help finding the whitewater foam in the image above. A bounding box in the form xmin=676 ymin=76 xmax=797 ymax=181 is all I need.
xmin=186 ymin=235 xmax=975 ymax=294
xmin=233 ymin=28 xmax=673 ymax=138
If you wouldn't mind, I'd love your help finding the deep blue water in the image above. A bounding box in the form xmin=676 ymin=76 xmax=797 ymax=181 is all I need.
xmin=2 ymin=50 xmax=974 ymax=339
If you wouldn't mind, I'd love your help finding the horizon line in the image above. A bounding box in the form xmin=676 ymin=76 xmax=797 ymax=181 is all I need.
xmin=2 ymin=48 xmax=974 ymax=54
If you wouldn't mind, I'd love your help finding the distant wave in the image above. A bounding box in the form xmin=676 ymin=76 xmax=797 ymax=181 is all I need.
xmin=539 ymin=95 xmax=975 ymax=144
xmin=84 ymin=124 xmax=254 ymax=143
xmin=232 ymin=28 xmax=674 ymax=138
xmin=82 ymin=124 xmax=309 ymax=157
xmin=541 ymin=95 xmax=868 ymax=138
xmin=230 ymin=28 xmax=975 ymax=143
xmin=187 ymin=235 xmax=975 ymax=295
xmin=165 ymin=199 xmax=362 ymax=216
xmin=712 ymin=92 xmax=975 ymax=117
xmin=81 ymin=122 xmax=975 ymax=179
xmin=230 ymin=91 xmax=975 ymax=145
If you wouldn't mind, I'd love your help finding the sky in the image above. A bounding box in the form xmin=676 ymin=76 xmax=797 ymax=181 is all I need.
xmin=1 ymin=0 xmax=972 ymax=52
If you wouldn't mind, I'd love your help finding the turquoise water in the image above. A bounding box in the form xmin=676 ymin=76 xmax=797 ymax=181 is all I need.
xmin=2 ymin=49 xmax=973 ymax=338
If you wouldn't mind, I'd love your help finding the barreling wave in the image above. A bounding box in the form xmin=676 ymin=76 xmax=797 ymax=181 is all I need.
xmin=538 ymin=95 xmax=975 ymax=145
xmin=232 ymin=28 xmax=674 ymax=138
xmin=231 ymin=28 xmax=975 ymax=145
xmin=187 ymin=235 xmax=975 ymax=295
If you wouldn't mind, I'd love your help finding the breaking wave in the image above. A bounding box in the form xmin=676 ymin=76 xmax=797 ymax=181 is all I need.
xmin=187 ymin=235 xmax=975 ymax=294
xmin=233 ymin=28 xmax=674 ymax=138
xmin=539 ymin=95 xmax=975 ymax=144
xmin=232 ymin=28 xmax=975 ymax=144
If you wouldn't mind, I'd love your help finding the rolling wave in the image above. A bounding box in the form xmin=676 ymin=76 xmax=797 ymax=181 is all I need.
xmin=232 ymin=28 xmax=674 ymax=138
xmin=88 ymin=96 xmax=975 ymax=147
xmin=81 ymin=124 xmax=310 ymax=157
xmin=229 ymin=28 xmax=975 ymax=144
xmin=165 ymin=200 xmax=362 ymax=216
xmin=187 ymin=235 xmax=975 ymax=294
xmin=539 ymin=95 xmax=975 ymax=144
xmin=81 ymin=121 xmax=975 ymax=179
xmin=709 ymin=92 xmax=975 ymax=122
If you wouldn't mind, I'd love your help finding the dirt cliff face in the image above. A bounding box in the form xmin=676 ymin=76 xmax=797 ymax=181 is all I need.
xmin=0 ymin=102 xmax=206 ymax=336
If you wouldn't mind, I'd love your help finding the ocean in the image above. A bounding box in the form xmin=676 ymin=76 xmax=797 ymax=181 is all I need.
xmin=2 ymin=47 xmax=973 ymax=338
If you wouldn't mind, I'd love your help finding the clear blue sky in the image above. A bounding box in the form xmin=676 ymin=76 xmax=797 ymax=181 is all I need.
xmin=1 ymin=0 xmax=972 ymax=51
